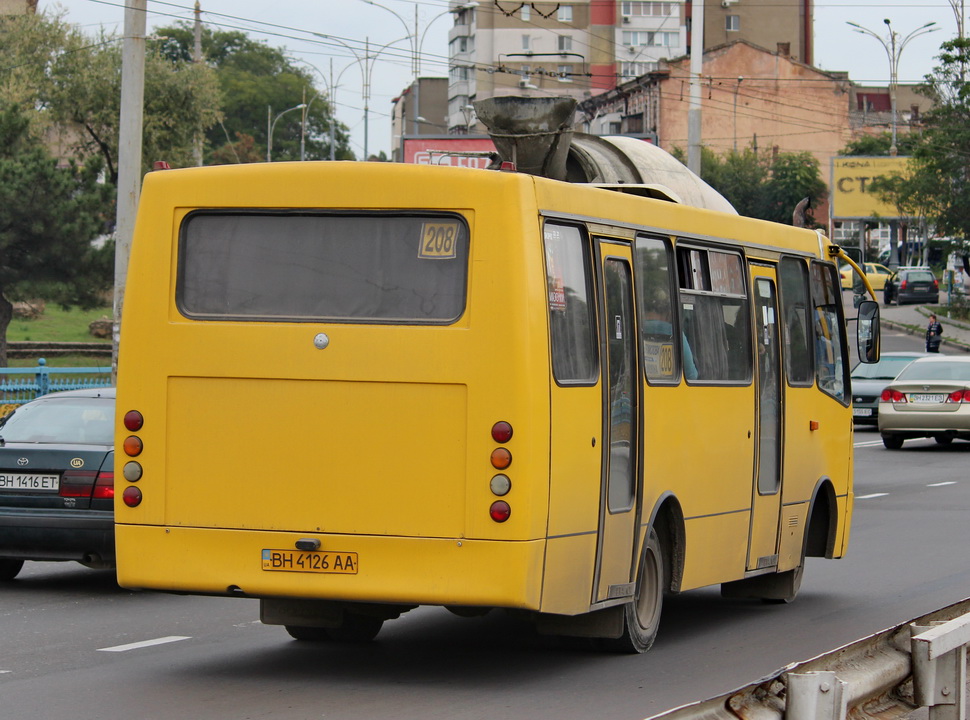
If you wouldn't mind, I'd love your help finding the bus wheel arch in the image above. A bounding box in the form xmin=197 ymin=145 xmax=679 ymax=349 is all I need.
xmin=603 ymin=495 xmax=684 ymax=653
xmin=805 ymin=477 xmax=837 ymax=559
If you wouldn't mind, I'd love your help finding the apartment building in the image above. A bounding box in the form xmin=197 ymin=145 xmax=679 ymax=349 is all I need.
xmin=447 ymin=0 xmax=810 ymax=133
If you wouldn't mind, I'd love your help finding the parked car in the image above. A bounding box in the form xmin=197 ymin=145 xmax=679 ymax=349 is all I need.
xmin=840 ymin=262 xmax=893 ymax=291
xmin=0 ymin=387 xmax=115 ymax=580
xmin=878 ymin=356 xmax=970 ymax=449
xmin=850 ymin=352 xmax=933 ymax=426
xmin=883 ymin=267 xmax=940 ymax=305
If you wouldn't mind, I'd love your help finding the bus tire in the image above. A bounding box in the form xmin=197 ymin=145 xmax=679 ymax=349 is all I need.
xmin=285 ymin=625 xmax=332 ymax=642
xmin=327 ymin=613 xmax=384 ymax=642
xmin=604 ymin=528 xmax=664 ymax=654
xmin=0 ymin=559 xmax=23 ymax=581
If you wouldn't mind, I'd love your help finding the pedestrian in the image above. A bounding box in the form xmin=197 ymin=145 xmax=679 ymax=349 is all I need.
xmin=925 ymin=314 xmax=943 ymax=353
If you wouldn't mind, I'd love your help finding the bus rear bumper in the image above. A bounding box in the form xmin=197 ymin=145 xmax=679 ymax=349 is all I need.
xmin=115 ymin=524 xmax=546 ymax=610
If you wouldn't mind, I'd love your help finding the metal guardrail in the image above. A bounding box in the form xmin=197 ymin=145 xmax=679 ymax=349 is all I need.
xmin=0 ymin=358 xmax=112 ymax=409
xmin=648 ymin=598 xmax=970 ymax=720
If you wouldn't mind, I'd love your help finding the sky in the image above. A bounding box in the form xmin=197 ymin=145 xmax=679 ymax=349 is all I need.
xmin=44 ymin=0 xmax=966 ymax=159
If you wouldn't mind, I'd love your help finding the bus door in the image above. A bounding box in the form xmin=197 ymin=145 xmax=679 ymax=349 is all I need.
xmin=593 ymin=243 xmax=640 ymax=604
xmin=748 ymin=267 xmax=784 ymax=571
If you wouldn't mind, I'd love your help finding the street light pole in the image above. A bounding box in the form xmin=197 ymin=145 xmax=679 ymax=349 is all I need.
xmin=267 ymin=103 xmax=307 ymax=162
xmin=311 ymin=32 xmax=410 ymax=159
xmin=847 ymin=19 xmax=939 ymax=156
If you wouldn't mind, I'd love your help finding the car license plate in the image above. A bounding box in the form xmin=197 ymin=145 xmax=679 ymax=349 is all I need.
xmin=852 ymin=408 xmax=873 ymax=417
xmin=0 ymin=473 xmax=59 ymax=491
xmin=910 ymin=394 xmax=944 ymax=403
xmin=261 ymin=549 xmax=358 ymax=574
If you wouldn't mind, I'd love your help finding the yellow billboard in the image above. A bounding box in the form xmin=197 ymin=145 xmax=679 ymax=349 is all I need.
xmin=830 ymin=156 xmax=911 ymax=219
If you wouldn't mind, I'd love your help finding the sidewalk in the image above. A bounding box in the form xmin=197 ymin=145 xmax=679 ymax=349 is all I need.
xmin=867 ymin=294 xmax=970 ymax=353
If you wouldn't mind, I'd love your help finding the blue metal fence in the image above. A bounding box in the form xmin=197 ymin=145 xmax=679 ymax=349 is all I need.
xmin=0 ymin=358 xmax=112 ymax=407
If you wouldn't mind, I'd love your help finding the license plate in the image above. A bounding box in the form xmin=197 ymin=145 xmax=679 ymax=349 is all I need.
xmin=261 ymin=549 xmax=358 ymax=574
xmin=910 ymin=394 xmax=945 ymax=403
xmin=0 ymin=473 xmax=59 ymax=491
xmin=853 ymin=408 xmax=873 ymax=417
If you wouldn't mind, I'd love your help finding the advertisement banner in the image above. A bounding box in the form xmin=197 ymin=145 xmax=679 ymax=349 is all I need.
xmin=830 ymin=156 xmax=911 ymax=219
xmin=403 ymin=136 xmax=497 ymax=169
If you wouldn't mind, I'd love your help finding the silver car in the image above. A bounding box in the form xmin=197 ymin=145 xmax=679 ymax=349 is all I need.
xmin=878 ymin=356 xmax=970 ymax=449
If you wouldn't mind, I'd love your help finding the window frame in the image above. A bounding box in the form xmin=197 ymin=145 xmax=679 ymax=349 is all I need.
xmin=175 ymin=209 xmax=470 ymax=326
xmin=543 ymin=221 xmax=600 ymax=386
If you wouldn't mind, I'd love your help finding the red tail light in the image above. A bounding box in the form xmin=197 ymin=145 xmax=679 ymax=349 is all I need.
xmin=933 ymin=277 xmax=939 ymax=288
xmin=946 ymin=389 xmax=970 ymax=403
xmin=489 ymin=500 xmax=511 ymax=522
xmin=881 ymin=388 xmax=907 ymax=403
xmin=93 ymin=470 xmax=114 ymax=499
xmin=60 ymin=470 xmax=97 ymax=498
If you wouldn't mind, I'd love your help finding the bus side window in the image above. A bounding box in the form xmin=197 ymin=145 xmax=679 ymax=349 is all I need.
xmin=676 ymin=247 xmax=751 ymax=383
xmin=544 ymin=223 xmax=598 ymax=384
xmin=810 ymin=262 xmax=849 ymax=402
xmin=633 ymin=235 xmax=683 ymax=383
xmin=779 ymin=257 xmax=814 ymax=386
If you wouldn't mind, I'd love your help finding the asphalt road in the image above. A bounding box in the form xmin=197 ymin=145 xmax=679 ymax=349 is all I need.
xmin=1 ymin=325 xmax=968 ymax=720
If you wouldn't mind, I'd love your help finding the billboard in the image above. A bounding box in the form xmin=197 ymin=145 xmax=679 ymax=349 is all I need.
xmin=402 ymin=136 xmax=497 ymax=169
xmin=830 ymin=156 xmax=911 ymax=219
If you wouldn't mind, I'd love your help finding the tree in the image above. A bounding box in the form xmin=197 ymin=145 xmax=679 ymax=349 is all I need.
xmin=911 ymin=38 xmax=970 ymax=242
xmin=154 ymin=26 xmax=355 ymax=162
xmin=677 ymin=146 xmax=827 ymax=226
xmin=0 ymin=103 xmax=113 ymax=366
xmin=847 ymin=40 xmax=970 ymax=265
xmin=0 ymin=12 xmax=222 ymax=182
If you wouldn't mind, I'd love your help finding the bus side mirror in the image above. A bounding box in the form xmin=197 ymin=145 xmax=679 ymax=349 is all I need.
xmin=856 ymin=300 xmax=880 ymax=363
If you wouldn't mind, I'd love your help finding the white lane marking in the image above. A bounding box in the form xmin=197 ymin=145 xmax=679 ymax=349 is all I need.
xmin=856 ymin=493 xmax=889 ymax=499
xmin=854 ymin=440 xmax=885 ymax=448
xmin=928 ymin=481 xmax=957 ymax=487
xmin=98 ymin=636 xmax=191 ymax=653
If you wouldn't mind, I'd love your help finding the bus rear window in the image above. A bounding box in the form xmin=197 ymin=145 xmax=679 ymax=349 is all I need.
xmin=177 ymin=212 xmax=469 ymax=323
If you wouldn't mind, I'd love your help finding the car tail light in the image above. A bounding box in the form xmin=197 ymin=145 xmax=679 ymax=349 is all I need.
xmin=60 ymin=470 xmax=97 ymax=498
xmin=93 ymin=470 xmax=114 ymax=499
xmin=900 ymin=279 xmax=908 ymax=290
xmin=933 ymin=277 xmax=939 ymax=288
xmin=881 ymin=388 xmax=907 ymax=403
xmin=946 ymin=389 xmax=970 ymax=403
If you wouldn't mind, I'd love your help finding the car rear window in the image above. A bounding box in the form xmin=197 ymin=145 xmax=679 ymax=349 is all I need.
xmin=904 ymin=271 xmax=934 ymax=283
xmin=0 ymin=397 xmax=114 ymax=445
xmin=851 ymin=356 xmax=919 ymax=379
xmin=897 ymin=361 xmax=970 ymax=382
xmin=177 ymin=212 xmax=469 ymax=324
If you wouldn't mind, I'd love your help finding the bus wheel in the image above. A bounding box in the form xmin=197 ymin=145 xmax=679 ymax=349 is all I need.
xmin=763 ymin=563 xmax=803 ymax=604
xmin=285 ymin=625 xmax=332 ymax=642
xmin=882 ymin=434 xmax=904 ymax=450
xmin=285 ymin=614 xmax=384 ymax=643
xmin=605 ymin=528 xmax=664 ymax=654
xmin=0 ymin=559 xmax=23 ymax=581
xmin=327 ymin=613 xmax=384 ymax=642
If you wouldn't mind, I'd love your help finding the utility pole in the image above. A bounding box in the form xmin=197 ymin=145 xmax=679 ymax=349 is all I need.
xmin=114 ymin=0 xmax=147 ymax=381
xmin=192 ymin=1 xmax=203 ymax=166
xmin=687 ymin=0 xmax=705 ymax=175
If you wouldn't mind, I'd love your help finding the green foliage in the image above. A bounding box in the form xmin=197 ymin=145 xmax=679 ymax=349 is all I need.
xmin=912 ymin=38 xmax=970 ymax=242
xmin=839 ymin=132 xmax=921 ymax=157
xmin=0 ymin=103 xmax=114 ymax=365
xmin=677 ymin=145 xmax=827 ymax=226
xmin=154 ymin=26 xmax=355 ymax=162
xmin=0 ymin=12 xmax=222 ymax=181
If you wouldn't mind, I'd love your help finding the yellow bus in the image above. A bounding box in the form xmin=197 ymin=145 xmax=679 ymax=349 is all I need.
xmin=115 ymin=156 xmax=878 ymax=653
